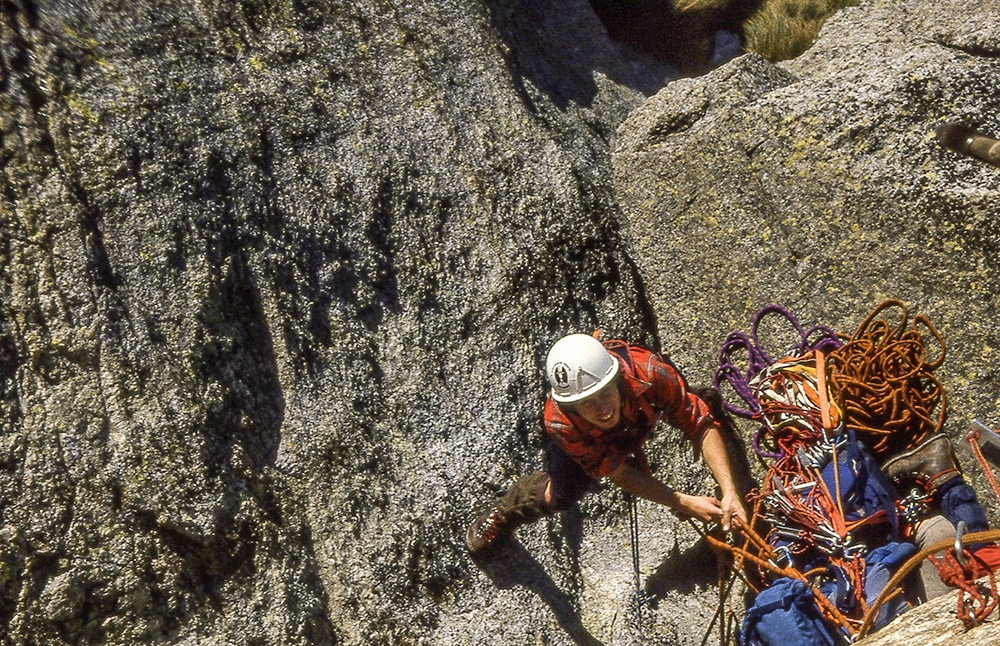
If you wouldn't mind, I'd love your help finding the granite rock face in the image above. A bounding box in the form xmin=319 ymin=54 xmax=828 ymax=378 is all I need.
xmin=856 ymin=573 xmax=999 ymax=646
xmin=1 ymin=0 xmax=999 ymax=644
xmin=1 ymin=0 xmax=668 ymax=644
xmin=614 ymin=0 xmax=1000 ymax=400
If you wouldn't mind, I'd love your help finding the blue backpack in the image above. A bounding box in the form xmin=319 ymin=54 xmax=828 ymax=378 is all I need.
xmin=817 ymin=429 xmax=900 ymax=539
xmin=740 ymin=578 xmax=837 ymax=646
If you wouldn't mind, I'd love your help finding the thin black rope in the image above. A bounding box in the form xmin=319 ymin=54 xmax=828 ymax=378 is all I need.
xmin=627 ymin=493 xmax=646 ymax=644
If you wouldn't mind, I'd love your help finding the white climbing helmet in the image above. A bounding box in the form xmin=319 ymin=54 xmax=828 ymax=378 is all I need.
xmin=545 ymin=334 xmax=619 ymax=403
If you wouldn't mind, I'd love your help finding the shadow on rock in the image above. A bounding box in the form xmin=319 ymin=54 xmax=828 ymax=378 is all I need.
xmin=472 ymin=540 xmax=605 ymax=646
xmin=484 ymin=0 xmax=672 ymax=111
xmin=644 ymin=535 xmax=718 ymax=602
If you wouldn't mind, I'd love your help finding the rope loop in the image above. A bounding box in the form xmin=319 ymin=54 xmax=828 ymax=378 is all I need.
xmin=929 ymin=547 xmax=999 ymax=629
xmin=715 ymin=305 xmax=841 ymax=459
xmin=827 ymin=300 xmax=947 ymax=459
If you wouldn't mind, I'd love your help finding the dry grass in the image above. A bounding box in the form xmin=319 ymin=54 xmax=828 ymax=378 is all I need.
xmin=673 ymin=0 xmax=734 ymax=12
xmin=590 ymin=0 xmax=857 ymax=72
xmin=742 ymin=0 xmax=860 ymax=61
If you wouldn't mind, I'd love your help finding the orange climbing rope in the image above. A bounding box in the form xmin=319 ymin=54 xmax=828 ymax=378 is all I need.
xmin=700 ymin=517 xmax=862 ymax=639
xmin=967 ymin=422 xmax=1000 ymax=506
xmin=827 ymin=300 xmax=947 ymax=459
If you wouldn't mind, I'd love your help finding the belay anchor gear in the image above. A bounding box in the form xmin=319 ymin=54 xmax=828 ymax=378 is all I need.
xmin=715 ymin=304 xmax=938 ymax=642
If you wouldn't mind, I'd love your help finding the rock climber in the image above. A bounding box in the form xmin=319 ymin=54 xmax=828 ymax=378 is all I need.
xmin=467 ymin=333 xmax=748 ymax=556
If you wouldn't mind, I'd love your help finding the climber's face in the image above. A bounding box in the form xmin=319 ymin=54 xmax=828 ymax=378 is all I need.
xmin=574 ymin=380 xmax=621 ymax=430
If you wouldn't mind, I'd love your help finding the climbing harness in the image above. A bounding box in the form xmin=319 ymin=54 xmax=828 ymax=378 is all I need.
xmin=897 ymin=487 xmax=935 ymax=525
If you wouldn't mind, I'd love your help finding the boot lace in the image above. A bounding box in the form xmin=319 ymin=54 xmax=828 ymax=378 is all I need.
xmin=477 ymin=510 xmax=508 ymax=545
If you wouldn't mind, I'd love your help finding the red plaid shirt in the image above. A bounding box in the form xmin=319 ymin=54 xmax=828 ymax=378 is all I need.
xmin=543 ymin=341 xmax=718 ymax=479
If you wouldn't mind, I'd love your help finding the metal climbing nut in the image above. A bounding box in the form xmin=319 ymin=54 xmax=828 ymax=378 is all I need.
xmin=773 ymin=527 xmax=804 ymax=543
xmin=815 ymin=522 xmax=841 ymax=542
xmin=786 ymin=481 xmax=817 ymax=494
xmin=899 ymin=488 xmax=934 ymax=524
xmin=797 ymin=447 xmax=822 ymax=470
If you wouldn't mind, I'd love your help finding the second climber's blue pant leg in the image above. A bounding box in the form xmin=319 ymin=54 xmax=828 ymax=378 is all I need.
xmin=938 ymin=477 xmax=989 ymax=533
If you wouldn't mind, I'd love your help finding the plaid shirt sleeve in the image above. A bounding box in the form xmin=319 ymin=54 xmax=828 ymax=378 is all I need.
xmin=639 ymin=350 xmax=718 ymax=445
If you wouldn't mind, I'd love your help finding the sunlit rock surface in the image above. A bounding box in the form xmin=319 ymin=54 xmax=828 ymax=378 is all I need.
xmin=1 ymin=0 xmax=998 ymax=644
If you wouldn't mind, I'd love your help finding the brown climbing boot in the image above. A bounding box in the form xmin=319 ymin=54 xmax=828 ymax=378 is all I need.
xmin=466 ymin=471 xmax=552 ymax=556
xmin=882 ymin=434 xmax=962 ymax=494
xmin=936 ymin=123 xmax=1000 ymax=168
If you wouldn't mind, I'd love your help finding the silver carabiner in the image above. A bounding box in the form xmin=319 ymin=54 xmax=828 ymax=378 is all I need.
xmin=954 ymin=520 xmax=969 ymax=567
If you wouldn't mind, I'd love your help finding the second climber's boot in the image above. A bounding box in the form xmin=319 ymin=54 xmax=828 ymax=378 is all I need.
xmin=466 ymin=471 xmax=552 ymax=557
xmin=882 ymin=434 xmax=962 ymax=494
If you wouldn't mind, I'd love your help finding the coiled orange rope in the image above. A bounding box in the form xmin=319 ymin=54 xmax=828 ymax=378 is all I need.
xmin=827 ymin=300 xmax=946 ymax=459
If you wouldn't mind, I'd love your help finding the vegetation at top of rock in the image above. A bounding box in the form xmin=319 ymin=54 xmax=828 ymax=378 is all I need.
xmin=589 ymin=0 xmax=859 ymax=73
xmin=743 ymin=0 xmax=860 ymax=61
